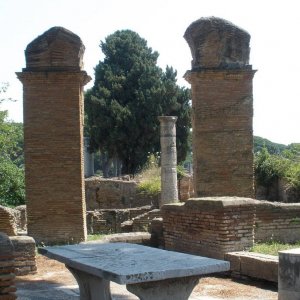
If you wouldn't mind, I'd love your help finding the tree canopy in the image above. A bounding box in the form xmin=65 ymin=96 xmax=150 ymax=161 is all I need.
xmin=85 ymin=30 xmax=191 ymax=175
xmin=0 ymin=83 xmax=25 ymax=206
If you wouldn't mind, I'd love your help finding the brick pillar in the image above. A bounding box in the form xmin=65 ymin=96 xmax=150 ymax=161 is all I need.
xmin=184 ymin=17 xmax=256 ymax=198
xmin=0 ymin=233 xmax=16 ymax=299
xmin=158 ymin=116 xmax=178 ymax=207
xmin=17 ymin=27 xmax=91 ymax=244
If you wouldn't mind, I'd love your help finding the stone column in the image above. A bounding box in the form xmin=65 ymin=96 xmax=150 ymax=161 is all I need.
xmin=17 ymin=27 xmax=91 ymax=244
xmin=278 ymin=248 xmax=300 ymax=300
xmin=158 ymin=116 xmax=178 ymax=207
xmin=84 ymin=137 xmax=94 ymax=177
xmin=184 ymin=17 xmax=256 ymax=198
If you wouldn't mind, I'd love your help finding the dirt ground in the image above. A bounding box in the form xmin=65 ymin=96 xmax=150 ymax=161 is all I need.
xmin=16 ymin=255 xmax=278 ymax=300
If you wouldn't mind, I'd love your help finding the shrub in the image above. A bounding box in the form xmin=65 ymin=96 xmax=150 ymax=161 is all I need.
xmin=0 ymin=158 xmax=25 ymax=207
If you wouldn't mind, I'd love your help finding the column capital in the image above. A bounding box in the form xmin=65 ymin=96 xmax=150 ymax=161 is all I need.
xmin=158 ymin=116 xmax=178 ymax=124
xmin=184 ymin=68 xmax=256 ymax=84
xmin=16 ymin=70 xmax=91 ymax=86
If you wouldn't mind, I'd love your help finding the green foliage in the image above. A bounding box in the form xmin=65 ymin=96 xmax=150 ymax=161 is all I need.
xmin=255 ymin=147 xmax=290 ymax=186
xmin=250 ymin=240 xmax=300 ymax=256
xmin=0 ymin=83 xmax=25 ymax=207
xmin=87 ymin=234 xmax=105 ymax=241
xmin=137 ymin=154 xmax=161 ymax=196
xmin=0 ymin=158 xmax=25 ymax=206
xmin=85 ymin=30 xmax=191 ymax=175
xmin=255 ymin=146 xmax=300 ymax=190
xmin=177 ymin=165 xmax=187 ymax=180
xmin=286 ymin=163 xmax=300 ymax=189
xmin=137 ymin=179 xmax=161 ymax=196
xmin=254 ymin=136 xmax=287 ymax=154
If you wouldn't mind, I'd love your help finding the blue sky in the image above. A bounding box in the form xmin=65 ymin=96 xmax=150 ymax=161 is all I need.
xmin=1 ymin=0 xmax=299 ymax=145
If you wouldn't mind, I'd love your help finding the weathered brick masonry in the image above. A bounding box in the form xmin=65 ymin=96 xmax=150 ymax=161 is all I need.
xmin=255 ymin=201 xmax=300 ymax=243
xmin=0 ymin=206 xmax=18 ymax=236
xmin=17 ymin=27 xmax=90 ymax=244
xmin=162 ymin=197 xmax=256 ymax=259
xmin=184 ymin=17 xmax=256 ymax=198
xmin=85 ymin=177 xmax=160 ymax=210
xmin=162 ymin=197 xmax=300 ymax=260
xmin=0 ymin=233 xmax=17 ymax=299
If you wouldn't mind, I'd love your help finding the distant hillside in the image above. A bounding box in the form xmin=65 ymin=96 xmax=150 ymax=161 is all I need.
xmin=254 ymin=136 xmax=287 ymax=154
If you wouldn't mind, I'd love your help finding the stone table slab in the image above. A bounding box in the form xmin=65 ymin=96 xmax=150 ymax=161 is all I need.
xmin=39 ymin=242 xmax=229 ymax=300
xmin=39 ymin=242 xmax=229 ymax=284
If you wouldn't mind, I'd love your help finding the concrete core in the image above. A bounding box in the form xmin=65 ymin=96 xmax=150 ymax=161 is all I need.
xmin=184 ymin=17 xmax=250 ymax=70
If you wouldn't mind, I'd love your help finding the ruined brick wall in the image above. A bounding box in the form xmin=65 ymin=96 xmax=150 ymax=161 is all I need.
xmin=10 ymin=236 xmax=36 ymax=276
xmin=85 ymin=177 xmax=159 ymax=210
xmin=0 ymin=233 xmax=17 ymax=299
xmin=162 ymin=197 xmax=256 ymax=259
xmin=17 ymin=27 xmax=90 ymax=244
xmin=86 ymin=206 xmax=152 ymax=234
xmin=255 ymin=201 xmax=300 ymax=243
xmin=0 ymin=205 xmax=17 ymax=236
xmin=85 ymin=176 xmax=191 ymax=210
xmin=178 ymin=174 xmax=194 ymax=201
xmin=256 ymin=178 xmax=300 ymax=203
xmin=132 ymin=209 xmax=162 ymax=232
xmin=184 ymin=17 xmax=255 ymax=198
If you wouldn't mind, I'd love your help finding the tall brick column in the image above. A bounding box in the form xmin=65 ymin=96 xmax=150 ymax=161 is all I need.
xmin=17 ymin=27 xmax=91 ymax=244
xmin=184 ymin=17 xmax=256 ymax=198
xmin=158 ymin=116 xmax=178 ymax=207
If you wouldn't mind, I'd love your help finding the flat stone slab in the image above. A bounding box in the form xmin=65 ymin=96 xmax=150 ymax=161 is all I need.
xmin=39 ymin=242 xmax=229 ymax=284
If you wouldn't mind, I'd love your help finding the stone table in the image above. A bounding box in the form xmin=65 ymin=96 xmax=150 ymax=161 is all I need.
xmin=39 ymin=242 xmax=230 ymax=300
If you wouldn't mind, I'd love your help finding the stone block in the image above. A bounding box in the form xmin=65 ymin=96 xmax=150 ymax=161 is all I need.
xmin=0 ymin=233 xmax=16 ymax=299
xmin=239 ymin=252 xmax=278 ymax=282
xmin=9 ymin=236 xmax=36 ymax=276
xmin=278 ymin=248 xmax=300 ymax=300
xmin=0 ymin=206 xmax=17 ymax=236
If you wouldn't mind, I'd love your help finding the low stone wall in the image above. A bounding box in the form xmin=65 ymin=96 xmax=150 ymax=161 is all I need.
xmin=0 ymin=232 xmax=17 ymax=299
xmin=86 ymin=206 xmax=152 ymax=234
xmin=162 ymin=197 xmax=256 ymax=259
xmin=255 ymin=201 xmax=300 ymax=243
xmin=14 ymin=205 xmax=27 ymax=232
xmin=0 ymin=205 xmax=18 ymax=236
xmin=10 ymin=236 xmax=36 ymax=276
xmin=85 ymin=176 xmax=192 ymax=210
xmin=225 ymin=251 xmax=278 ymax=282
xmin=132 ymin=209 xmax=162 ymax=232
xmin=85 ymin=177 xmax=159 ymax=210
xmin=95 ymin=232 xmax=152 ymax=246
xmin=256 ymin=178 xmax=300 ymax=203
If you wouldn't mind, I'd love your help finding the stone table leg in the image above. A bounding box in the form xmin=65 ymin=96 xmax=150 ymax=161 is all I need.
xmin=66 ymin=266 xmax=112 ymax=300
xmin=126 ymin=276 xmax=199 ymax=300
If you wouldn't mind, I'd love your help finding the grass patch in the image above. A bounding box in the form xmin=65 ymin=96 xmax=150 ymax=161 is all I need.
xmin=87 ymin=234 xmax=105 ymax=241
xmin=137 ymin=177 xmax=161 ymax=195
xmin=137 ymin=156 xmax=161 ymax=196
xmin=250 ymin=241 xmax=300 ymax=256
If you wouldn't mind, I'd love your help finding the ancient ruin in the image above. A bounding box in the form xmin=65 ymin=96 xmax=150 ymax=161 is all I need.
xmin=158 ymin=116 xmax=179 ymax=207
xmin=184 ymin=17 xmax=256 ymax=198
xmin=17 ymin=27 xmax=91 ymax=244
xmin=0 ymin=233 xmax=17 ymax=299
